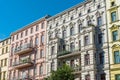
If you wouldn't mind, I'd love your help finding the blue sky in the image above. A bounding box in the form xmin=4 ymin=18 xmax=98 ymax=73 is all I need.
xmin=0 ymin=0 xmax=83 ymax=41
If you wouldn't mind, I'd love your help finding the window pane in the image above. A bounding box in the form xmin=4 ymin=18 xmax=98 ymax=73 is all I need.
xmin=111 ymin=11 xmax=117 ymax=22
xmin=112 ymin=31 xmax=118 ymax=41
xmin=85 ymin=36 xmax=89 ymax=46
xmin=114 ymin=51 xmax=120 ymax=64
xmin=85 ymin=54 xmax=90 ymax=65
xmin=51 ymin=46 xmax=55 ymax=55
xmin=97 ymin=16 xmax=102 ymax=26
xmin=116 ymin=74 xmax=120 ymax=80
xmin=35 ymin=37 xmax=39 ymax=45
xmin=99 ymin=53 xmax=104 ymax=64
xmin=63 ymin=30 xmax=66 ymax=38
xmin=70 ymin=27 xmax=74 ymax=35
xmin=70 ymin=42 xmax=75 ymax=52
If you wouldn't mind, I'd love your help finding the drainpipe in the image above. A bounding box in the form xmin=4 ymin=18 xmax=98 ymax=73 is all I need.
xmin=104 ymin=0 xmax=111 ymax=80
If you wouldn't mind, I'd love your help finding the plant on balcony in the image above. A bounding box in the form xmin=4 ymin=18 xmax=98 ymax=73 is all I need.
xmin=45 ymin=64 xmax=74 ymax=80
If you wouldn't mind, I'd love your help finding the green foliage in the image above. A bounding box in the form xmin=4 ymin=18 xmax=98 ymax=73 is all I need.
xmin=45 ymin=64 xmax=74 ymax=80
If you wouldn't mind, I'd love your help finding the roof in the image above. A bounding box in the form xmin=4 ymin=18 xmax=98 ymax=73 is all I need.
xmin=47 ymin=0 xmax=92 ymax=21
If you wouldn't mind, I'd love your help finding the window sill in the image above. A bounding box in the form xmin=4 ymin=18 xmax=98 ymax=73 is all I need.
xmin=110 ymin=20 xmax=119 ymax=24
xmin=110 ymin=39 xmax=120 ymax=43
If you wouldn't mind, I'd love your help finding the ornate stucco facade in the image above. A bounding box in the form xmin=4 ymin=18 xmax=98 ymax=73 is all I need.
xmin=46 ymin=0 xmax=110 ymax=80
xmin=0 ymin=38 xmax=11 ymax=80
xmin=106 ymin=0 xmax=120 ymax=80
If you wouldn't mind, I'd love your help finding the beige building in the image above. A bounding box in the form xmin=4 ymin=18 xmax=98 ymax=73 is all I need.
xmin=106 ymin=0 xmax=120 ymax=80
xmin=0 ymin=38 xmax=11 ymax=80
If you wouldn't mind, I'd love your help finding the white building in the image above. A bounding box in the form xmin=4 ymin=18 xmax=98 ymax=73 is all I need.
xmin=46 ymin=0 xmax=110 ymax=80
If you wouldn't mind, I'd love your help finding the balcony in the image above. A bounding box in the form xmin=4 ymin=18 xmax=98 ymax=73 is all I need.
xmin=57 ymin=48 xmax=81 ymax=59
xmin=14 ymin=43 xmax=33 ymax=55
xmin=72 ymin=66 xmax=81 ymax=74
xmin=12 ymin=75 xmax=32 ymax=80
xmin=13 ymin=58 xmax=33 ymax=69
xmin=57 ymin=50 xmax=70 ymax=56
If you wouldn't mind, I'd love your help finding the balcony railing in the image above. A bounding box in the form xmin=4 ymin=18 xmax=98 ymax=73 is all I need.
xmin=13 ymin=58 xmax=33 ymax=69
xmin=57 ymin=47 xmax=81 ymax=57
xmin=57 ymin=50 xmax=71 ymax=56
xmin=72 ymin=66 xmax=81 ymax=72
xmin=12 ymin=75 xmax=32 ymax=80
xmin=14 ymin=43 xmax=33 ymax=55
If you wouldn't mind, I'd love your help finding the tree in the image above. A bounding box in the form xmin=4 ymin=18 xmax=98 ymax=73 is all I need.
xmin=45 ymin=64 xmax=74 ymax=80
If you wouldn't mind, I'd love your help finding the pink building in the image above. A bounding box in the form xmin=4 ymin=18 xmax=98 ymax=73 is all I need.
xmin=8 ymin=16 xmax=50 ymax=80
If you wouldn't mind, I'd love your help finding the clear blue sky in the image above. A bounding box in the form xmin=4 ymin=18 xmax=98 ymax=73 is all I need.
xmin=0 ymin=0 xmax=83 ymax=41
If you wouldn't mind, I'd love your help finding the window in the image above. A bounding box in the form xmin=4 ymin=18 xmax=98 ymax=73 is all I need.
xmin=6 ymin=47 xmax=8 ymax=53
xmin=36 ymin=49 xmax=38 ymax=59
xmin=70 ymin=60 xmax=75 ymax=68
xmin=3 ymin=71 xmax=6 ymax=79
xmin=85 ymin=74 xmax=90 ymax=80
xmin=41 ymin=35 xmax=44 ymax=44
xmin=79 ymin=13 xmax=82 ymax=17
xmin=1 ymin=60 xmax=3 ymax=67
xmin=114 ymin=51 xmax=120 ymax=64
xmin=62 ymin=30 xmax=66 ymax=38
xmin=70 ymin=16 xmax=73 ymax=20
xmin=12 ymin=36 xmax=14 ymax=41
xmin=39 ymin=64 xmax=43 ymax=75
xmin=35 ymin=37 xmax=39 ymax=45
xmin=101 ymin=73 xmax=106 ymax=80
xmin=98 ymin=34 xmax=103 ymax=44
xmin=51 ymin=46 xmax=55 ymax=55
xmin=35 ymin=25 xmax=39 ymax=31
xmin=10 ymin=59 xmax=12 ymax=66
xmin=6 ymin=40 xmax=8 ymax=44
xmin=85 ymin=54 xmax=90 ymax=65
xmin=111 ymin=1 xmax=115 ymax=6
xmin=70 ymin=27 xmax=74 ymax=35
xmin=111 ymin=11 xmax=117 ymax=22
xmin=49 ymin=26 xmax=52 ymax=29
xmin=84 ymin=36 xmax=89 ymax=46
xmin=63 ymin=19 xmax=66 ymax=23
xmin=78 ymin=24 xmax=82 ymax=32
xmin=56 ymin=23 xmax=58 ymax=26
xmin=115 ymin=74 xmax=120 ymax=80
xmin=40 ymin=49 xmax=44 ymax=58
xmin=21 ymin=32 xmax=23 ymax=38
xmin=30 ymin=39 xmax=33 ymax=47
xmin=87 ymin=9 xmax=91 ymax=13
xmin=35 ymin=66 xmax=37 ymax=75
xmin=97 ymin=16 xmax=102 ymax=26
xmin=112 ymin=30 xmax=118 ymax=41
xmin=31 ymin=28 xmax=33 ymax=33
xmin=87 ymin=20 xmax=92 ymax=26
xmin=2 ymin=42 xmax=4 ymax=45
xmin=70 ymin=42 xmax=75 ymax=52
xmin=51 ymin=61 xmax=55 ymax=71
xmin=41 ymin=22 xmax=44 ymax=29
xmin=25 ymin=30 xmax=28 ymax=36
xmin=99 ymin=52 xmax=104 ymax=64
xmin=55 ymin=32 xmax=59 ymax=38
xmin=4 ymin=58 xmax=7 ymax=66
xmin=2 ymin=48 xmax=4 ymax=54
xmin=97 ymin=5 xmax=101 ymax=9
xmin=16 ymin=34 xmax=18 ymax=40
xmin=79 ymin=40 xmax=81 ymax=51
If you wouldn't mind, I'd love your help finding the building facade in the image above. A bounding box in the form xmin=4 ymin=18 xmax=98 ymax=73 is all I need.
xmin=0 ymin=38 xmax=11 ymax=80
xmin=46 ymin=0 xmax=110 ymax=80
xmin=8 ymin=16 xmax=49 ymax=80
xmin=106 ymin=0 xmax=120 ymax=80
